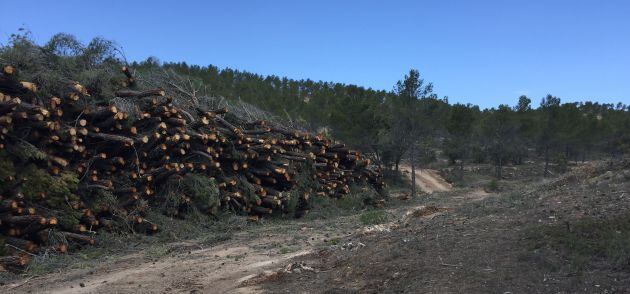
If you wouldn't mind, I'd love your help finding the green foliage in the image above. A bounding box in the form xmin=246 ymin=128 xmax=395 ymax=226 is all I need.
xmin=181 ymin=173 xmax=221 ymax=214
xmin=88 ymin=189 xmax=118 ymax=212
xmin=554 ymin=153 xmax=569 ymax=173
xmin=133 ymin=60 xmax=391 ymax=154
xmin=302 ymin=185 xmax=383 ymax=220
xmin=2 ymin=32 xmax=630 ymax=197
xmin=283 ymin=163 xmax=319 ymax=216
xmin=382 ymin=69 xmax=445 ymax=170
xmin=58 ymin=211 xmax=83 ymax=231
xmin=485 ymin=179 xmax=500 ymax=192
xmin=0 ymin=151 xmax=15 ymax=180
xmin=480 ymin=105 xmax=519 ymax=178
xmin=359 ymin=209 xmax=389 ymax=226
xmin=5 ymin=140 xmax=48 ymax=162
xmin=282 ymin=189 xmax=301 ymax=217
xmin=159 ymin=173 xmax=222 ymax=217
xmin=0 ymin=141 xmax=81 ymax=231
xmin=0 ymin=237 xmax=6 ymax=256
xmin=516 ymin=95 xmax=532 ymax=112
xmin=18 ymin=164 xmax=79 ymax=205
xmin=0 ymin=31 xmax=124 ymax=102
xmin=335 ymin=192 xmax=366 ymax=211
xmin=336 ymin=185 xmax=382 ymax=211
xmin=444 ymin=103 xmax=479 ymax=165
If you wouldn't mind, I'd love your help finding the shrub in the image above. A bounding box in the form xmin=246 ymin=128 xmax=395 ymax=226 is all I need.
xmin=485 ymin=179 xmax=500 ymax=192
xmin=359 ymin=209 xmax=389 ymax=226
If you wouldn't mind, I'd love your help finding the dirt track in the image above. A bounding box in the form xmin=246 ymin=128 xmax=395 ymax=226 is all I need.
xmin=0 ymin=169 xmax=477 ymax=294
xmin=1 ymin=183 xmax=453 ymax=294
xmin=2 ymin=222 xmax=343 ymax=293
xmin=4 ymin=163 xmax=630 ymax=293
xmin=399 ymin=164 xmax=452 ymax=193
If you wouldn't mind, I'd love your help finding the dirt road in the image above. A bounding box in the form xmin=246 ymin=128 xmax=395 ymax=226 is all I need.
xmin=8 ymin=243 xmax=308 ymax=294
xmin=399 ymin=164 xmax=452 ymax=194
xmin=0 ymin=170 xmax=501 ymax=294
xmin=4 ymin=163 xmax=630 ymax=293
xmin=1 ymin=209 xmax=373 ymax=294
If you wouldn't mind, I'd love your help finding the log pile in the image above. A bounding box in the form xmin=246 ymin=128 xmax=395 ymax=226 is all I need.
xmin=0 ymin=64 xmax=384 ymax=269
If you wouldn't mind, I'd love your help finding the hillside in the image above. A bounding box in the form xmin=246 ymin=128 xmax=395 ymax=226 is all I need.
xmin=0 ymin=32 xmax=629 ymax=293
xmin=260 ymin=161 xmax=630 ymax=293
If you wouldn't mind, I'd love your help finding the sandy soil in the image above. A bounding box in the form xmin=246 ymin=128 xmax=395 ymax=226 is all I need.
xmin=3 ymin=240 xmax=306 ymax=294
xmin=1 ymin=216 xmax=359 ymax=294
xmin=399 ymin=164 xmax=452 ymax=194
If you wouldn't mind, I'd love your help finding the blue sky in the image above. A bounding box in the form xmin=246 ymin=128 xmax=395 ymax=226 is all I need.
xmin=1 ymin=0 xmax=629 ymax=108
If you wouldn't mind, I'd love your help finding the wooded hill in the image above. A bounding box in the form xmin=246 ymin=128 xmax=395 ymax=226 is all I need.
xmin=146 ymin=63 xmax=630 ymax=200
xmin=0 ymin=31 xmax=628 ymax=269
xmin=0 ymin=33 xmax=383 ymax=269
xmin=144 ymin=54 xmax=630 ymax=179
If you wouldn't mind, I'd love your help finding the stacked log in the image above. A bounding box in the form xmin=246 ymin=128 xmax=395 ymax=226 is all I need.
xmin=0 ymin=65 xmax=384 ymax=269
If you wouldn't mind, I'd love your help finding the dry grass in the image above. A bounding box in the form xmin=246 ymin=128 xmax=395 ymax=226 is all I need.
xmin=526 ymin=214 xmax=630 ymax=271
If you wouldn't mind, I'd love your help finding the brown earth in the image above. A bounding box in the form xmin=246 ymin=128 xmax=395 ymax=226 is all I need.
xmin=3 ymin=162 xmax=630 ymax=293
xmin=1 ymin=215 xmax=360 ymax=294
xmin=258 ymin=162 xmax=630 ymax=293
xmin=399 ymin=164 xmax=452 ymax=194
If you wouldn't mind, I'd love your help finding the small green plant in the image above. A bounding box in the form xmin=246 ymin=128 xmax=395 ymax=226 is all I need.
xmin=144 ymin=244 xmax=172 ymax=258
xmin=359 ymin=209 xmax=388 ymax=226
xmin=182 ymin=173 xmax=221 ymax=215
xmin=336 ymin=184 xmax=383 ymax=211
xmin=555 ymin=153 xmax=569 ymax=173
xmin=485 ymin=179 xmax=499 ymax=192
xmin=336 ymin=192 xmax=366 ymax=211
xmin=199 ymin=232 xmax=232 ymax=246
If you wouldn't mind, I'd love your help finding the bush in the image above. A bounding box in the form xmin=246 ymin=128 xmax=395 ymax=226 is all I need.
xmin=158 ymin=173 xmax=221 ymax=217
xmin=359 ymin=209 xmax=389 ymax=226
xmin=181 ymin=174 xmax=221 ymax=215
xmin=336 ymin=185 xmax=383 ymax=211
xmin=555 ymin=153 xmax=569 ymax=173
xmin=485 ymin=179 xmax=500 ymax=192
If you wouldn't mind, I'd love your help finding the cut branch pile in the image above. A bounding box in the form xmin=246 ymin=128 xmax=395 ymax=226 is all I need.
xmin=0 ymin=64 xmax=384 ymax=269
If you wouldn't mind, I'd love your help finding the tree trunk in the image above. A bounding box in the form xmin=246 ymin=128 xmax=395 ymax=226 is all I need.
xmin=373 ymin=147 xmax=382 ymax=169
xmin=544 ymin=146 xmax=550 ymax=177
xmin=115 ymin=89 xmax=165 ymax=98
xmin=496 ymin=145 xmax=503 ymax=179
xmin=411 ymin=146 xmax=416 ymax=198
